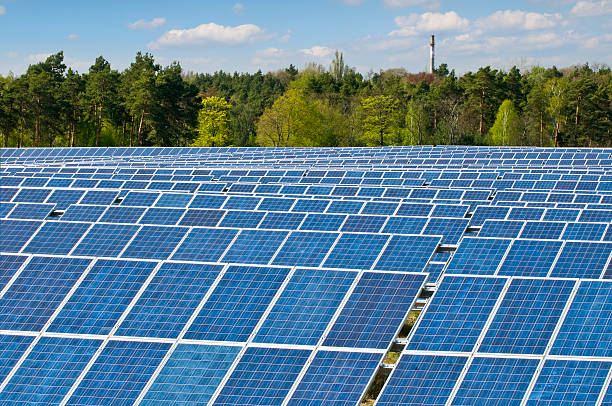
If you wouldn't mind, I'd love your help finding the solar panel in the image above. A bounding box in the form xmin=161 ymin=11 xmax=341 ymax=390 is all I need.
xmin=479 ymin=278 xmax=575 ymax=354
xmin=213 ymin=346 xmax=311 ymax=406
xmin=60 ymin=204 xmax=107 ymax=222
xmin=445 ymin=237 xmax=512 ymax=275
xmin=184 ymin=265 xmax=290 ymax=341
xmin=323 ymin=233 xmax=389 ymax=270
xmin=376 ymin=354 xmax=468 ymax=406
xmin=374 ymin=235 xmax=440 ymax=272
xmin=141 ymin=344 xmax=240 ymax=405
xmin=22 ymin=221 xmax=91 ymax=255
xmin=72 ymin=223 xmax=140 ymax=257
xmin=7 ymin=203 xmax=54 ymax=220
xmin=222 ymin=229 xmax=288 ymax=264
xmin=139 ymin=207 xmax=185 ymax=225
xmin=287 ymin=350 xmax=382 ymax=406
xmin=323 ymin=272 xmax=426 ymax=348
xmin=497 ymin=239 xmax=563 ymax=277
xmin=172 ymin=227 xmax=238 ymax=262
xmin=121 ymin=226 xmax=188 ymax=260
xmin=550 ymin=241 xmax=612 ymax=278
xmin=407 ymin=275 xmax=506 ymax=352
xmin=254 ymin=268 xmax=356 ymax=345
xmin=272 ymin=231 xmax=338 ymax=267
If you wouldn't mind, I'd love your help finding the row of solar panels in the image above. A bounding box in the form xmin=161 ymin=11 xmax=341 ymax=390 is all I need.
xmin=0 ymin=253 xmax=426 ymax=405
xmin=5 ymin=165 xmax=612 ymax=179
xmin=377 ymin=275 xmax=612 ymax=405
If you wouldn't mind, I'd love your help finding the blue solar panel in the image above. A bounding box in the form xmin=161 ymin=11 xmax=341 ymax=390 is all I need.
xmin=375 ymin=235 xmax=440 ymax=272
xmin=327 ymin=200 xmax=363 ymax=214
xmin=65 ymin=340 xmax=171 ymax=406
xmin=259 ymin=212 xmax=305 ymax=230
xmin=470 ymin=206 xmax=509 ymax=227
xmin=0 ymin=254 xmax=28 ymax=290
xmin=100 ymin=206 xmax=146 ymax=223
xmin=121 ymin=191 xmax=160 ymax=206
xmin=155 ymin=193 xmax=193 ymax=208
xmin=254 ymin=268 xmax=356 ymax=345
xmin=189 ymin=194 xmax=227 ymax=209
xmin=139 ymin=207 xmax=185 ymax=225
xmin=218 ymin=210 xmax=265 ymax=228
xmin=22 ymin=221 xmax=91 ymax=255
xmin=79 ymin=190 xmax=119 ymax=205
xmin=525 ymin=359 xmax=611 ymax=405
xmin=184 ymin=265 xmax=290 ymax=341
xmin=479 ymin=278 xmax=575 ymax=355
xmin=72 ymin=223 xmax=140 ymax=257
xmin=46 ymin=189 xmax=85 ymax=210
xmin=142 ymin=344 xmax=240 ymax=405
xmin=213 ymin=346 xmax=311 ymax=406
xmin=551 ymin=280 xmax=612 ymax=357
xmin=48 ymin=259 xmax=155 ymax=335
xmin=497 ymin=240 xmax=563 ymax=277
xmin=519 ymin=221 xmax=566 ymax=239
xmin=222 ymin=229 xmax=288 ymax=264
xmin=60 ymin=204 xmax=107 ymax=222
xmin=299 ymin=213 xmax=346 ymax=231
xmin=561 ymin=222 xmax=607 ymax=241
xmin=341 ymin=215 xmax=387 ymax=232
xmin=382 ymin=216 xmax=428 ymax=234
xmin=396 ymin=203 xmax=433 ymax=217
xmin=453 ymin=357 xmax=539 ymax=405
xmin=445 ymin=237 xmax=511 ymax=275
xmin=178 ymin=209 xmax=225 ymax=227
xmin=12 ymin=188 xmax=51 ymax=203
xmin=116 ymin=262 xmax=222 ymax=338
xmin=376 ymin=354 xmax=467 ymax=406
xmin=287 ymin=350 xmax=382 ymax=406
xmin=423 ymin=218 xmax=468 ymax=245
xmin=272 ymin=231 xmax=338 ymax=267
xmin=172 ymin=227 xmax=238 ymax=262
xmin=323 ymin=233 xmax=389 ymax=270
xmin=407 ymin=275 xmax=506 ymax=352
xmin=223 ymin=196 xmax=260 ymax=210
xmin=0 ymin=256 xmax=91 ymax=331
xmin=121 ymin=225 xmax=188 ymax=260
xmin=361 ymin=201 xmax=398 ymax=215
xmin=324 ymin=272 xmax=426 ymax=348
xmin=291 ymin=199 xmax=330 ymax=213
xmin=7 ymin=203 xmax=54 ymax=220
xmin=485 ymin=219 xmax=527 ymax=238
xmin=0 ymin=336 xmax=101 ymax=404
xmin=258 ymin=197 xmax=294 ymax=212
xmin=550 ymin=241 xmax=612 ymax=278
xmin=0 ymin=334 xmax=35 ymax=383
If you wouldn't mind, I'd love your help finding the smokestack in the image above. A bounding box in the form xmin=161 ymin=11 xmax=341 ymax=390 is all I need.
xmin=429 ymin=34 xmax=435 ymax=74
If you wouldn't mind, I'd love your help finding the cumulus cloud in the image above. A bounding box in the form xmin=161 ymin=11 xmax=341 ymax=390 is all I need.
xmin=150 ymin=22 xmax=274 ymax=48
xmin=0 ymin=5 xmax=5 ymax=16
xmin=128 ymin=17 xmax=167 ymax=30
xmin=476 ymin=10 xmax=562 ymax=30
xmin=66 ymin=34 xmax=81 ymax=41
xmin=279 ymin=30 xmax=292 ymax=43
xmin=570 ymin=0 xmax=612 ymax=17
xmin=299 ymin=46 xmax=335 ymax=58
xmin=232 ymin=3 xmax=244 ymax=14
xmin=391 ymin=11 xmax=469 ymax=36
xmin=382 ymin=0 xmax=441 ymax=9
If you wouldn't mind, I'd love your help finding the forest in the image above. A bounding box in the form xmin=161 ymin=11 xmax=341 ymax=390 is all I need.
xmin=0 ymin=51 xmax=610 ymax=149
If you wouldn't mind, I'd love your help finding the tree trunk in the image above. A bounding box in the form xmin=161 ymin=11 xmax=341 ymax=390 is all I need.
xmin=96 ymin=105 xmax=103 ymax=147
xmin=433 ymin=109 xmax=437 ymax=131
xmin=137 ymin=111 xmax=145 ymax=146
xmin=479 ymin=90 xmax=484 ymax=136
xmin=539 ymin=112 xmax=543 ymax=147
xmin=554 ymin=121 xmax=559 ymax=147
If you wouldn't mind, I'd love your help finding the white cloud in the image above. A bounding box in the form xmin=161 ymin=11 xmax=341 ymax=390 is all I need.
xmin=343 ymin=0 xmax=366 ymax=5
xmin=476 ymin=10 xmax=562 ymax=30
xmin=391 ymin=11 xmax=469 ymax=36
xmin=232 ymin=3 xmax=244 ymax=14
xmin=279 ymin=30 xmax=292 ymax=43
xmin=150 ymin=22 xmax=274 ymax=48
xmin=0 ymin=5 xmax=5 ymax=16
xmin=127 ymin=17 xmax=167 ymax=30
xmin=571 ymin=0 xmax=612 ymax=17
xmin=299 ymin=46 xmax=335 ymax=58
xmin=25 ymin=53 xmax=52 ymax=64
xmin=6 ymin=51 xmax=18 ymax=59
xmin=66 ymin=34 xmax=81 ymax=41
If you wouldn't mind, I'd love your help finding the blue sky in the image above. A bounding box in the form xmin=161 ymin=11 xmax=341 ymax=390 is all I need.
xmin=1 ymin=0 xmax=611 ymax=76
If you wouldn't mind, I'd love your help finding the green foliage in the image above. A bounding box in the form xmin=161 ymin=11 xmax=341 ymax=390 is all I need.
xmin=193 ymin=96 xmax=232 ymax=147
xmin=3 ymin=50 xmax=611 ymax=148
xmin=489 ymin=100 xmax=522 ymax=145
xmin=360 ymin=95 xmax=400 ymax=146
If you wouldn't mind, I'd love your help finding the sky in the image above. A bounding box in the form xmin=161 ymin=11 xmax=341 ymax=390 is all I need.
xmin=1 ymin=0 xmax=611 ymax=76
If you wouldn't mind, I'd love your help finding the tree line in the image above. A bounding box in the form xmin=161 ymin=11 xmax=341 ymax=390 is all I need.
xmin=1 ymin=51 xmax=610 ymax=148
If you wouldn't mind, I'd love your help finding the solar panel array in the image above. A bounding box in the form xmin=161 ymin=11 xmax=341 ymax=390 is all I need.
xmin=1 ymin=145 xmax=612 ymax=405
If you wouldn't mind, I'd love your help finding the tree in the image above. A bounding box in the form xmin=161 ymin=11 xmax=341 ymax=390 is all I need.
xmin=84 ymin=56 xmax=119 ymax=146
xmin=256 ymin=88 xmax=313 ymax=147
xmin=0 ymin=75 xmax=18 ymax=148
xmin=489 ymin=100 xmax=522 ymax=145
xmin=59 ymin=68 xmax=85 ymax=147
xmin=545 ymin=77 xmax=568 ymax=147
xmin=193 ymin=96 xmax=232 ymax=147
xmin=360 ymin=95 xmax=400 ymax=146
xmin=405 ymin=98 xmax=427 ymax=145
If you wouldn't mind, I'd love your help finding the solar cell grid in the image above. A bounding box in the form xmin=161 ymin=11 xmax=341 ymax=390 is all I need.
xmin=323 ymin=233 xmax=389 ymax=270
xmin=446 ymin=237 xmax=511 ymax=275
xmin=497 ymin=239 xmax=563 ymax=277
xmin=22 ymin=221 xmax=91 ymax=255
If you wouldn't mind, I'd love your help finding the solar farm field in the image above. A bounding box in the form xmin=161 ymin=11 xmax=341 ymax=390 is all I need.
xmin=0 ymin=145 xmax=611 ymax=405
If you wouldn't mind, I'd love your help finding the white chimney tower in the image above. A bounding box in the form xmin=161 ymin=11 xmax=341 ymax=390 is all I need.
xmin=429 ymin=34 xmax=435 ymax=74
